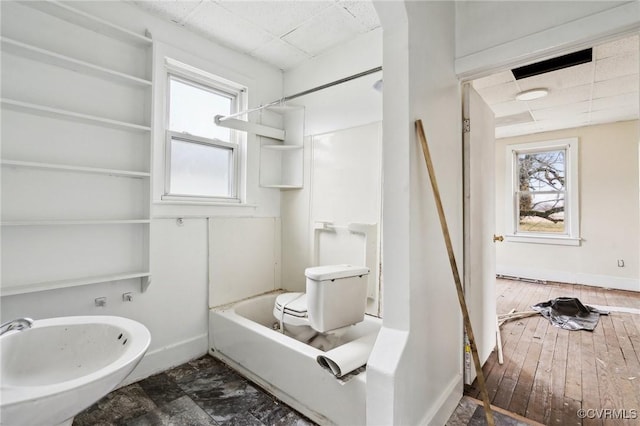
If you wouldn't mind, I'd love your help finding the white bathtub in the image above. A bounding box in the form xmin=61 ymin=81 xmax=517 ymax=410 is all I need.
xmin=209 ymin=292 xmax=381 ymax=425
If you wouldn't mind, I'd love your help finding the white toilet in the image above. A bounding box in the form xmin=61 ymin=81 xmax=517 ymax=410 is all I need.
xmin=273 ymin=264 xmax=369 ymax=334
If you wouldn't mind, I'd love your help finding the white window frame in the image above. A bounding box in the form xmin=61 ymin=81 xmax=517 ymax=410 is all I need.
xmin=505 ymin=138 xmax=580 ymax=246
xmin=162 ymin=58 xmax=247 ymax=204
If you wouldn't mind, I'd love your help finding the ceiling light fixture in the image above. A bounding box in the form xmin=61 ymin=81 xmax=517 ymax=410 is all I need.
xmin=515 ymin=88 xmax=549 ymax=101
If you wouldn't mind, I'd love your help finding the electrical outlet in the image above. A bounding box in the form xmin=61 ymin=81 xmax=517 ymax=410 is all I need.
xmin=617 ymin=259 xmax=625 ymax=267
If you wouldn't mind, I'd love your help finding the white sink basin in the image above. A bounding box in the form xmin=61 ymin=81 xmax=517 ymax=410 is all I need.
xmin=1 ymin=316 xmax=151 ymax=426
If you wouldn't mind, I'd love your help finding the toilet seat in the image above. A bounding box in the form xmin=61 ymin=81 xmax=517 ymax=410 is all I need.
xmin=273 ymin=293 xmax=309 ymax=327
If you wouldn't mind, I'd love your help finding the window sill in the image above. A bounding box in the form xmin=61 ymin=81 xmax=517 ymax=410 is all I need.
xmin=158 ymin=196 xmax=256 ymax=208
xmin=505 ymin=234 xmax=581 ymax=246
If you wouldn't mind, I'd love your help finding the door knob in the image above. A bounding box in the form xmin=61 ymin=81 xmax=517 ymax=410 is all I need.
xmin=493 ymin=234 xmax=504 ymax=242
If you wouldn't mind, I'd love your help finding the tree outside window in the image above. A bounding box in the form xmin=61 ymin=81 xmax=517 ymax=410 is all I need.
xmin=517 ymin=149 xmax=566 ymax=234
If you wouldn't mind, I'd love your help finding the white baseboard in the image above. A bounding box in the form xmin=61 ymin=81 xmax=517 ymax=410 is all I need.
xmin=496 ymin=265 xmax=639 ymax=292
xmin=420 ymin=374 xmax=464 ymax=426
xmin=120 ymin=333 xmax=209 ymax=387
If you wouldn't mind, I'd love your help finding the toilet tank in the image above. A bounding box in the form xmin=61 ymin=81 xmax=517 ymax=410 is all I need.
xmin=305 ymin=264 xmax=369 ymax=333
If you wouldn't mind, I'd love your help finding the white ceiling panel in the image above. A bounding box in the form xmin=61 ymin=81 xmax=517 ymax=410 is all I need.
xmin=594 ymin=51 xmax=639 ymax=81
xmin=130 ymin=0 xmax=381 ymax=71
xmin=490 ymin=100 xmax=530 ymax=118
xmin=132 ymin=0 xmax=202 ymax=25
xmin=337 ymin=0 xmax=381 ymax=31
xmin=473 ymin=34 xmax=638 ymax=138
xmin=475 ymin=81 xmax=520 ymax=105
xmin=593 ymin=74 xmax=640 ymax=99
xmin=595 ymin=34 xmax=639 ymax=59
xmin=527 ymin=84 xmax=592 ymax=110
xmin=472 ymin=70 xmax=514 ymax=90
xmin=187 ymin=1 xmax=275 ymax=53
xmin=591 ymin=93 xmax=639 ymax=111
xmin=282 ymin=4 xmax=363 ymax=56
xmin=250 ymin=38 xmax=310 ymax=70
xmin=217 ymin=1 xmax=333 ymax=38
xmin=532 ymin=101 xmax=591 ymax=120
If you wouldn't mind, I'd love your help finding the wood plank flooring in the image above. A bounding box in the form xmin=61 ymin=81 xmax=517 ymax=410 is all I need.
xmin=466 ymin=279 xmax=640 ymax=426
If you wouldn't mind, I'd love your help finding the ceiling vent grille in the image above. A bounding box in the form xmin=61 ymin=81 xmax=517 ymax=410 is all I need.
xmin=512 ymin=48 xmax=593 ymax=80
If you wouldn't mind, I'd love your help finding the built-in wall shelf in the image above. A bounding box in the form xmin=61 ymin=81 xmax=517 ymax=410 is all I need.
xmin=1 ymin=271 xmax=152 ymax=297
xmin=259 ymin=105 xmax=305 ymax=189
xmin=23 ymin=1 xmax=152 ymax=47
xmin=1 ymin=4 xmax=153 ymax=297
xmin=1 ymin=99 xmax=151 ymax=133
xmin=1 ymin=37 xmax=152 ymax=87
xmin=1 ymin=159 xmax=150 ymax=178
xmin=1 ymin=220 xmax=150 ymax=226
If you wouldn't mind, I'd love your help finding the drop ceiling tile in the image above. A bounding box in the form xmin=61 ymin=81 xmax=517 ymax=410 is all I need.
xmin=593 ymin=74 xmax=639 ymax=98
xmin=517 ymin=62 xmax=594 ymax=91
xmin=216 ymin=1 xmax=333 ymax=38
xmin=282 ymin=4 xmax=363 ymax=56
xmin=336 ymin=1 xmax=381 ymax=31
xmin=490 ymin=100 xmax=530 ymax=117
xmin=131 ymin=0 xmax=202 ymax=24
xmin=591 ymin=93 xmax=639 ymax=111
xmin=496 ymin=122 xmax=541 ymax=139
xmin=532 ymin=101 xmax=591 ymax=120
xmin=526 ymin=84 xmax=592 ymax=110
xmin=589 ymin=107 xmax=638 ymax=124
xmin=595 ymin=52 xmax=639 ymax=81
xmin=250 ymin=38 xmax=310 ymax=70
xmin=186 ymin=1 xmax=275 ymax=54
xmin=495 ymin=111 xmax=533 ymax=127
xmin=476 ymin=81 xmax=520 ymax=104
xmin=594 ymin=34 xmax=639 ymax=59
xmin=472 ymin=71 xmax=514 ymax=90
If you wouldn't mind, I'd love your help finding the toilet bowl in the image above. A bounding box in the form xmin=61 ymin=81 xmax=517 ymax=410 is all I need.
xmin=274 ymin=264 xmax=369 ymax=335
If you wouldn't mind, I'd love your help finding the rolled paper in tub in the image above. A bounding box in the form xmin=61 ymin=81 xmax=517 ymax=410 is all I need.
xmin=316 ymin=332 xmax=378 ymax=378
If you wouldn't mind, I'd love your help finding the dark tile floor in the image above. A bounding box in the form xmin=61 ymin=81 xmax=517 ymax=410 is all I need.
xmin=73 ymin=355 xmax=316 ymax=426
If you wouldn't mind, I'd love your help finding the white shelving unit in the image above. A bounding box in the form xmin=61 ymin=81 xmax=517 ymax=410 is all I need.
xmin=1 ymin=1 xmax=152 ymax=295
xmin=259 ymin=105 xmax=305 ymax=189
xmin=1 ymin=99 xmax=151 ymax=132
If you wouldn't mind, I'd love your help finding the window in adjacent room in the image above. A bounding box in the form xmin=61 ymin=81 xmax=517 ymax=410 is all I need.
xmin=505 ymin=138 xmax=580 ymax=245
xmin=164 ymin=67 xmax=245 ymax=202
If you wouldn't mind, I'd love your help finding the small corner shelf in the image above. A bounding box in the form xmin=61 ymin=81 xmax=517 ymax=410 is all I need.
xmin=1 ymin=98 xmax=151 ymax=133
xmin=1 ymin=37 xmax=152 ymax=87
xmin=259 ymin=105 xmax=305 ymax=189
xmin=1 ymin=159 xmax=150 ymax=178
xmin=1 ymin=271 xmax=152 ymax=297
xmin=23 ymin=1 xmax=152 ymax=47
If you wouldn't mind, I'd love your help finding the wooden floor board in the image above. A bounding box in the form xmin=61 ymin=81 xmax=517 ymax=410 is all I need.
xmin=465 ymin=278 xmax=640 ymax=426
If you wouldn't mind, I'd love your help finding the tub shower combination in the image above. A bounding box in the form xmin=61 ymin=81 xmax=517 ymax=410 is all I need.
xmin=210 ymin=270 xmax=381 ymax=425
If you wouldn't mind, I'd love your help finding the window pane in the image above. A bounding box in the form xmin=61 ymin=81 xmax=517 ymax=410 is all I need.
xmin=169 ymin=77 xmax=232 ymax=141
xmin=517 ymin=150 xmax=565 ymax=193
xmin=518 ymin=192 xmax=565 ymax=233
xmin=169 ymin=139 xmax=232 ymax=197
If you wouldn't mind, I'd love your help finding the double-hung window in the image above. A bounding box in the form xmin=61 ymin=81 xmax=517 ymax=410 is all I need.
xmin=505 ymin=138 xmax=580 ymax=245
xmin=164 ymin=62 xmax=245 ymax=203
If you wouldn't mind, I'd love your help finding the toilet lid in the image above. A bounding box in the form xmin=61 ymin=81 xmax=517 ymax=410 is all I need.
xmin=275 ymin=293 xmax=308 ymax=318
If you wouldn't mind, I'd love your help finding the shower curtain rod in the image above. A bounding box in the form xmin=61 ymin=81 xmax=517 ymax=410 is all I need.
xmin=217 ymin=66 xmax=382 ymax=122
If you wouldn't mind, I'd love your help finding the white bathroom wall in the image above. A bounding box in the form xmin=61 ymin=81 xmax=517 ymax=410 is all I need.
xmin=495 ymin=120 xmax=639 ymax=291
xmin=368 ymin=2 xmax=464 ymax=424
xmin=280 ymin=29 xmax=383 ymax=304
xmin=0 ymin=0 xmax=283 ymax=382
xmin=208 ymin=217 xmax=281 ymax=308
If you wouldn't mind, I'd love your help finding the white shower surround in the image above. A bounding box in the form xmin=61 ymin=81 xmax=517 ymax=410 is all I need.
xmin=209 ymin=292 xmax=382 ymax=425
